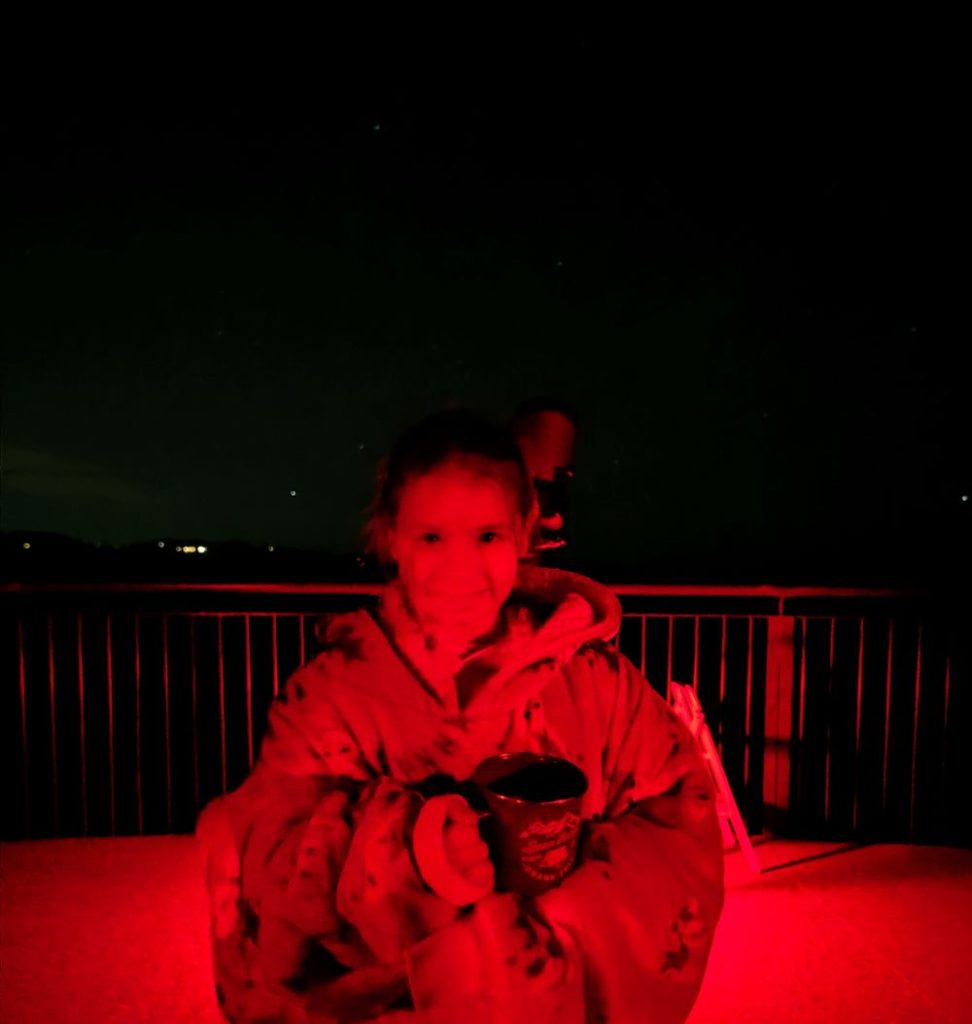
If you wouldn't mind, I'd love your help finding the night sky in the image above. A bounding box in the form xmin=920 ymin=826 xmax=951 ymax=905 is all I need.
xmin=3 ymin=43 xmax=967 ymax=582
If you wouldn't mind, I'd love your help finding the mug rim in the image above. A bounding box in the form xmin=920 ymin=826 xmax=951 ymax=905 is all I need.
xmin=473 ymin=751 xmax=589 ymax=804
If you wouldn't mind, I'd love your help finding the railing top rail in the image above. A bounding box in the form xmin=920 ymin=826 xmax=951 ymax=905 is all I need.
xmin=0 ymin=581 xmax=925 ymax=603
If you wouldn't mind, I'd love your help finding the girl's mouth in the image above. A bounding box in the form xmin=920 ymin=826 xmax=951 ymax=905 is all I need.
xmin=427 ymin=589 xmax=490 ymax=600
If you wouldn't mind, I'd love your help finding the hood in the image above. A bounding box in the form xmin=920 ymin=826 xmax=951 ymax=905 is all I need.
xmin=359 ymin=563 xmax=623 ymax=718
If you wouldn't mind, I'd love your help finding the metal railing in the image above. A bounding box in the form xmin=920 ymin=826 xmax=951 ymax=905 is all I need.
xmin=2 ymin=582 xmax=966 ymax=845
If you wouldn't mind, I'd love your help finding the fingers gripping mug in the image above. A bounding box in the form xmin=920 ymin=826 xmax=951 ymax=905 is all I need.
xmin=472 ymin=753 xmax=588 ymax=896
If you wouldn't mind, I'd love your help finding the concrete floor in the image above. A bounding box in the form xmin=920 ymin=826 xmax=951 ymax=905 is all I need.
xmin=693 ymin=837 xmax=972 ymax=1023
xmin=2 ymin=835 xmax=970 ymax=1022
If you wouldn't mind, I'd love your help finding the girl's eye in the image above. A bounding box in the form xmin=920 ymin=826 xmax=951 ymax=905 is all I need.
xmin=421 ymin=533 xmax=440 ymax=544
xmin=480 ymin=532 xmax=499 ymax=544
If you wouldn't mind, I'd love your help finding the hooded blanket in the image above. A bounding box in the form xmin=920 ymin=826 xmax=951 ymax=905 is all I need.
xmin=197 ymin=565 xmax=724 ymax=1023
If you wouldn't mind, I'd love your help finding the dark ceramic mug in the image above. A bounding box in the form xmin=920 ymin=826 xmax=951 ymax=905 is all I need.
xmin=471 ymin=752 xmax=588 ymax=896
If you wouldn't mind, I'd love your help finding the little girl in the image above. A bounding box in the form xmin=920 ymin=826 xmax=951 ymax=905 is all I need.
xmin=197 ymin=409 xmax=724 ymax=1023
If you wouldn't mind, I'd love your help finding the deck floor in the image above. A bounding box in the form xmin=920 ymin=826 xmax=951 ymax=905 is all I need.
xmin=2 ymin=835 xmax=970 ymax=1022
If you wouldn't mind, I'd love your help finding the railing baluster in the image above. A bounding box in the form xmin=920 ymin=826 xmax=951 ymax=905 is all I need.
xmin=942 ymin=653 xmax=951 ymax=796
xmin=882 ymin=620 xmax=894 ymax=815
xmin=135 ymin=613 xmax=143 ymax=834
xmin=77 ymin=612 xmax=88 ymax=835
xmin=852 ymin=617 xmax=865 ymax=832
xmin=190 ymin=617 xmax=200 ymax=814
xmin=272 ymin=613 xmax=280 ymax=696
xmin=218 ymin=615 xmax=227 ymax=793
xmin=824 ymin=617 xmax=835 ymax=825
xmin=47 ymin=614 xmax=59 ymax=835
xmin=17 ymin=615 xmax=30 ymax=837
xmin=909 ymin=623 xmax=923 ymax=840
xmin=163 ymin=615 xmax=172 ymax=833
xmin=106 ymin=614 xmax=116 ymax=835
xmin=692 ymin=615 xmax=700 ymax=693
xmin=743 ymin=616 xmax=753 ymax=795
xmin=245 ymin=614 xmax=254 ymax=769
xmin=796 ymin=617 xmax=808 ymax=815
xmin=718 ymin=615 xmax=728 ymax=756
xmin=666 ymin=615 xmax=674 ymax=690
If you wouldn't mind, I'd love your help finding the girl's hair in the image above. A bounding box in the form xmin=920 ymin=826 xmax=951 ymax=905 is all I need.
xmin=362 ymin=408 xmax=535 ymax=569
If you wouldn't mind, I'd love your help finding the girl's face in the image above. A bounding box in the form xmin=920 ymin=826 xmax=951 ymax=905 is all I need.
xmin=387 ymin=457 xmax=529 ymax=641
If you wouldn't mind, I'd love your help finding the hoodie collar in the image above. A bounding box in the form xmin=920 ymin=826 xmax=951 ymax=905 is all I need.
xmin=369 ymin=563 xmax=622 ymax=716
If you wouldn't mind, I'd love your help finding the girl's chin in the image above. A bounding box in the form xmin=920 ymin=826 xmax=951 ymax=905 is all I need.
xmin=418 ymin=604 xmax=500 ymax=634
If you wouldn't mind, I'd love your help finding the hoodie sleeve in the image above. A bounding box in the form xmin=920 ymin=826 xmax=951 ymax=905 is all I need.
xmin=533 ymin=648 xmax=726 ymax=1024
xmin=197 ymin=660 xmax=459 ymax=1023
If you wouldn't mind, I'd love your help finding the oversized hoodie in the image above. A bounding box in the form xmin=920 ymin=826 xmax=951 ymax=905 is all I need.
xmin=196 ymin=564 xmax=725 ymax=1023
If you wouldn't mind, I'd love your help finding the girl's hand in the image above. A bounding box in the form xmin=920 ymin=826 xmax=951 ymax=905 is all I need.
xmin=412 ymin=794 xmax=495 ymax=906
xmin=441 ymin=797 xmax=494 ymax=891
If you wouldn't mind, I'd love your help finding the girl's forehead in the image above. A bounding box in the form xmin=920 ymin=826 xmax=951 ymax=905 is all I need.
xmin=396 ymin=459 xmax=521 ymax=524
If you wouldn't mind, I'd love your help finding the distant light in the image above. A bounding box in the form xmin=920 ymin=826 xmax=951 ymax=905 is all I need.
xmin=183 ymin=545 xmax=197 ymax=554
xmin=268 ymin=545 xmax=275 ymax=553
xmin=22 ymin=541 xmax=31 ymax=550
xmin=198 ymin=545 xmax=208 ymax=554
xmin=373 ymin=123 xmax=381 ymax=131
xmin=157 ymin=541 xmax=165 ymax=548
xmin=175 ymin=546 xmax=182 ymax=552
xmin=289 ymin=490 xmax=297 ymax=497
xmin=963 ymin=495 xmax=969 ymax=503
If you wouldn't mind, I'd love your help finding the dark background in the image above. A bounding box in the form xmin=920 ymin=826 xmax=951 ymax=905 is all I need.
xmin=3 ymin=36 xmax=967 ymax=584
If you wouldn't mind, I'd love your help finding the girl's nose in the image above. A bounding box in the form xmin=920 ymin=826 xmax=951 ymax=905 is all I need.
xmin=429 ymin=568 xmax=489 ymax=592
